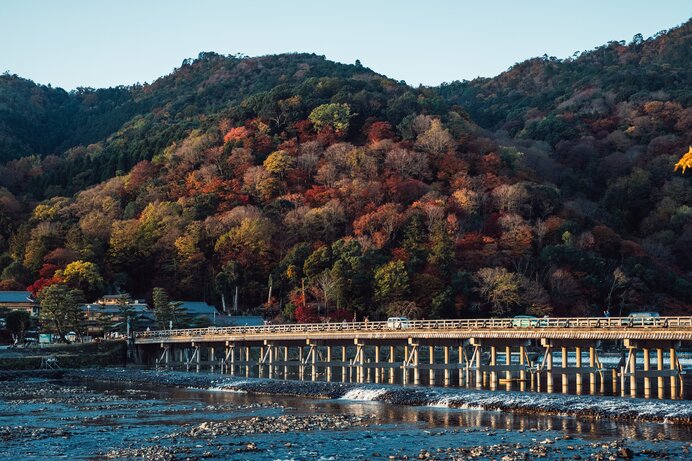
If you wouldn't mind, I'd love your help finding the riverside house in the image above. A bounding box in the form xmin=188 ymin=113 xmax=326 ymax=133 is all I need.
xmin=81 ymin=295 xmax=156 ymax=335
xmin=0 ymin=291 xmax=39 ymax=317
xmin=176 ymin=301 xmax=220 ymax=325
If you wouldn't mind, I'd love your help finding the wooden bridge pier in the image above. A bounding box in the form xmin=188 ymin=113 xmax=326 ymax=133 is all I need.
xmin=140 ymin=316 xmax=691 ymax=399
xmin=469 ymin=338 xmax=533 ymax=391
xmin=538 ymin=339 xmax=604 ymax=395
xmin=622 ymin=339 xmax=684 ymax=399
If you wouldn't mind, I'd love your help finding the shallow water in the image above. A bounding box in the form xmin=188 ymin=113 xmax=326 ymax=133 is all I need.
xmin=0 ymin=376 xmax=690 ymax=460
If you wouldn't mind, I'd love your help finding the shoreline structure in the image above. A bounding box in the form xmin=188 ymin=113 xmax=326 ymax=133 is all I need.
xmin=45 ymin=368 xmax=692 ymax=425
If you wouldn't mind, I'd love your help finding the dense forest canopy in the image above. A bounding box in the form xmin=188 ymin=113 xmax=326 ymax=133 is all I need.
xmin=0 ymin=21 xmax=690 ymax=324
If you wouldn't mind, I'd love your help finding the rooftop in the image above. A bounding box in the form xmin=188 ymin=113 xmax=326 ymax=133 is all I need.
xmin=0 ymin=291 xmax=36 ymax=304
xmin=177 ymin=301 xmax=218 ymax=316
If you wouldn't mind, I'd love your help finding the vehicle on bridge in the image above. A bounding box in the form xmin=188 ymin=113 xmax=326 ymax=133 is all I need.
xmin=622 ymin=312 xmax=660 ymax=326
xmin=386 ymin=317 xmax=410 ymax=329
xmin=511 ymin=315 xmax=546 ymax=327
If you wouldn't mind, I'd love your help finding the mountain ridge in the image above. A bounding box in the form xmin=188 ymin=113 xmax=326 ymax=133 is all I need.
xmin=0 ymin=23 xmax=689 ymax=325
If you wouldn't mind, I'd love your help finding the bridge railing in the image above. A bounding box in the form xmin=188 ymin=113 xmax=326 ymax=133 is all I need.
xmin=135 ymin=316 xmax=692 ymax=340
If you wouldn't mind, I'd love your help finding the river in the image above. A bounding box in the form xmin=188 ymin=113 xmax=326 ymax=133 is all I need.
xmin=0 ymin=369 xmax=690 ymax=460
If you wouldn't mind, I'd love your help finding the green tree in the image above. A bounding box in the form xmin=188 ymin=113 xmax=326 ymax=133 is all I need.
xmin=263 ymin=150 xmax=295 ymax=180
xmin=402 ymin=213 xmax=428 ymax=272
xmin=428 ymin=223 xmax=454 ymax=278
xmin=152 ymin=287 xmax=186 ymax=329
xmin=38 ymin=283 xmax=85 ymax=341
xmin=309 ymin=103 xmax=354 ymax=133
xmin=58 ymin=260 xmax=104 ymax=300
xmin=374 ymin=260 xmax=409 ymax=304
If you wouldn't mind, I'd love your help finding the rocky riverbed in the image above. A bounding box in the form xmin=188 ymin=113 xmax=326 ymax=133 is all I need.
xmin=0 ymin=368 xmax=690 ymax=460
xmin=66 ymin=368 xmax=692 ymax=424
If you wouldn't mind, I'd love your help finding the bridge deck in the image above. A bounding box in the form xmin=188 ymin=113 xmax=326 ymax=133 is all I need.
xmin=134 ymin=316 xmax=692 ymax=345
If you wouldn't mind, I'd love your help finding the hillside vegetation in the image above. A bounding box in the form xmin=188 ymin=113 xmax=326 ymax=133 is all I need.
xmin=0 ymin=22 xmax=689 ymax=324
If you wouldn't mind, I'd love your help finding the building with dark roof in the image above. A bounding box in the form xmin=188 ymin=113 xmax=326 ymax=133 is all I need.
xmin=0 ymin=291 xmax=39 ymax=317
xmin=81 ymin=296 xmax=156 ymax=335
xmin=177 ymin=301 xmax=219 ymax=319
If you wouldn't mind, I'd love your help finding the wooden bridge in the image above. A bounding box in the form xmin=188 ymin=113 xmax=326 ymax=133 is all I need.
xmin=133 ymin=316 xmax=692 ymax=399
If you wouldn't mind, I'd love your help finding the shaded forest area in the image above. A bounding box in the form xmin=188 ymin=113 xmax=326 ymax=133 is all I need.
xmin=0 ymin=21 xmax=690 ymax=322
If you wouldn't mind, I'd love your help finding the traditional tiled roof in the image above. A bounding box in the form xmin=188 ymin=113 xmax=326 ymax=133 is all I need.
xmin=0 ymin=291 xmax=36 ymax=304
xmin=177 ymin=301 xmax=218 ymax=316
xmin=81 ymin=303 xmax=151 ymax=315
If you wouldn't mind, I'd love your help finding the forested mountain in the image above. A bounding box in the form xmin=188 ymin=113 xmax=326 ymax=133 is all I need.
xmin=0 ymin=21 xmax=689 ymax=325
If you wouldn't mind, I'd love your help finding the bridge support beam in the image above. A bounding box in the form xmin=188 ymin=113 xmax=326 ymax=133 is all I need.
xmin=429 ymin=346 xmax=435 ymax=386
xmin=575 ymin=346 xmax=582 ymax=394
xmin=389 ymin=346 xmax=396 ymax=384
xmin=623 ymin=339 xmax=682 ymax=399
xmin=342 ymin=346 xmax=348 ymax=382
xmin=469 ymin=338 xmax=532 ymax=391
xmin=136 ymin=316 xmax=690 ymax=398
xmin=284 ymin=346 xmax=289 ymax=378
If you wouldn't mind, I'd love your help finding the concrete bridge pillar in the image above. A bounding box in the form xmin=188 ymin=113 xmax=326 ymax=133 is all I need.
xmin=245 ymin=346 xmax=250 ymax=378
xmin=228 ymin=344 xmax=235 ymax=375
xmin=267 ymin=345 xmax=274 ymax=379
xmin=389 ymin=346 xmax=395 ymax=384
xmin=474 ymin=345 xmax=481 ymax=389
xmin=209 ymin=346 xmax=215 ymax=373
xmin=489 ymin=346 xmax=497 ymax=390
xmin=284 ymin=346 xmax=289 ymax=379
xmin=341 ymin=346 xmax=348 ymax=382
xmin=258 ymin=346 xmax=265 ymax=378
xmin=458 ymin=345 xmax=465 ymax=387
xmin=505 ymin=346 xmax=512 ymax=389
xmin=326 ymin=345 xmax=333 ymax=382
xmin=443 ymin=346 xmax=450 ymax=386
xmin=561 ymin=346 xmax=568 ymax=393
xmin=657 ymin=348 xmax=664 ymax=398
xmin=670 ymin=348 xmax=677 ymax=399
xmin=643 ymin=347 xmax=650 ymax=398
xmin=589 ymin=346 xmax=596 ymax=394
xmin=311 ymin=345 xmax=317 ymax=382
xmin=575 ymin=346 xmax=582 ymax=394
xmin=630 ymin=347 xmax=637 ymax=398
xmin=546 ymin=347 xmax=553 ymax=393
xmin=403 ymin=345 xmax=409 ymax=385
xmin=429 ymin=346 xmax=435 ymax=386
xmin=519 ymin=345 xmax=526 ymax=391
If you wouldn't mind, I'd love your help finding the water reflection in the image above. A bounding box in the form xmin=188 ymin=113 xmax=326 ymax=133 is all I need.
xmin=199 ymin=362 xmax=691 ymax=400
xmin=90 ymin=380 xmax=692 ymax=442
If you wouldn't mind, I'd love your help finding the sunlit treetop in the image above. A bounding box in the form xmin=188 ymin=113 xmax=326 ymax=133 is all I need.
xmin=674 ymin=146 xmax=692 ymax=174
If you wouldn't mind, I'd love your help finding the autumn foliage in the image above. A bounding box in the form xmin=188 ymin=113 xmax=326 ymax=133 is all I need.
xmin=0 ymin=26 xmax=691 ymax=323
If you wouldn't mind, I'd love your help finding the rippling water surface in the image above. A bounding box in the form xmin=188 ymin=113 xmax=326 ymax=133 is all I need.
xmin=0 ymin=374 xmax=690 ymax=460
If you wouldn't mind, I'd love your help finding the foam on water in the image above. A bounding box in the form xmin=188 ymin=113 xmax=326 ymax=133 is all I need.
xmin=340 ymin=387 xmax=389 ymax=401
xmin=207 ymin=386 xmax=247 ymax=393
xmin=330 ymin=382 xmax=692 ymax=423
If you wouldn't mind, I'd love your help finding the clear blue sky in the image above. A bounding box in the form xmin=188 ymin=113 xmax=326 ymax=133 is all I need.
xmin=1 ymin=1 xmax=689 ymax=90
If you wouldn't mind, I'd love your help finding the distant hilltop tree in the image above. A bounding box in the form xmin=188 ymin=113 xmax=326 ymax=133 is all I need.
xmin=674 ymin=147 xmax=692 ymax=174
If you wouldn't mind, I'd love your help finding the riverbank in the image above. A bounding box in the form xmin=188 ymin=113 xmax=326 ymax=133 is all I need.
xmin=0 ymin=341 xmax=127 ymax=370
xmin=1 ymin=370 xmax=691 ymax=460
xmin=65 ymin=368 xmax=692 ymax=425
